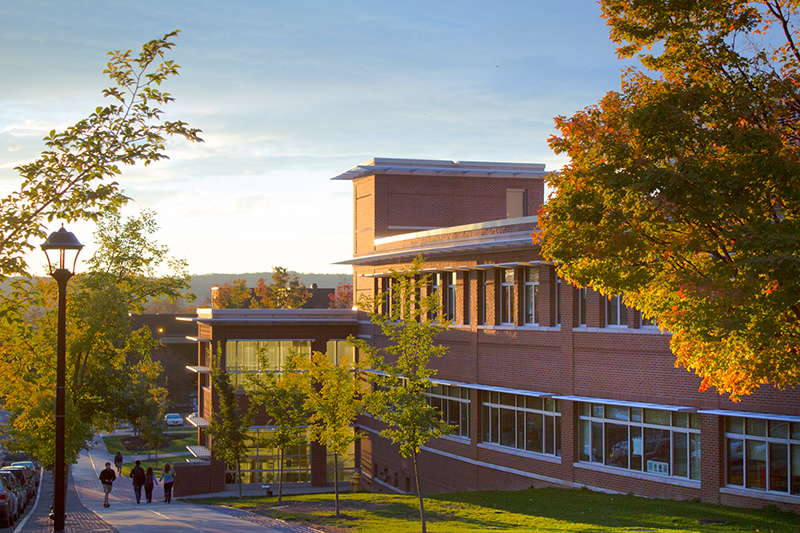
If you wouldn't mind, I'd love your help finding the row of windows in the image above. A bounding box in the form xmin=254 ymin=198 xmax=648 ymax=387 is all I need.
xmin=380 ymin=266 xmax=653 ymax=329
xmin=726 ymin=417 xmax=800 ymax=494
xmin=481 ymin=392 xmax=562 ymax=457
xmin=426 ymin=384 xmax=470 ymax=438
xmin=579 ymin=403 xmax=700 ymax=479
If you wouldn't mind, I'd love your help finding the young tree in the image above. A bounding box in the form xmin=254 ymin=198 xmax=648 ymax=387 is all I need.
xmin=349 ymin=257 xmax=454 ymax=533
xmin=0 ymin=30 xmax=201 ymax=282
xmin=207 ymin=350 xmax=253 ymax=500
xmin=252 ymin=267 xmax=310 ymax=309
xmin=291 ymin=350 xmax=363 ymax=517
xmin=244 ymin=351 xmax=308 ymax=502
xmin=540 ymin=0 xmax=800 ymax=400
xmin=0 ymin=211 xmax=189 ymax=467
xmin=328 ymin=281 xmax=354 ymax=309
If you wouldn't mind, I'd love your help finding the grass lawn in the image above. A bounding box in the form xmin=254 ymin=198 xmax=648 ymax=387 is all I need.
xmin=183 ymin=487 xmax=800 ymax=533
xmin=102 ymin=431 xmax=196 ymax=457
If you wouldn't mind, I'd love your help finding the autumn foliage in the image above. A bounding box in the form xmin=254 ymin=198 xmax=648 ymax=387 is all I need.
xmin=211 ymin=267 xmax=310 ymax=309
xmin=540 ymin=0 xmax=800 ymax=400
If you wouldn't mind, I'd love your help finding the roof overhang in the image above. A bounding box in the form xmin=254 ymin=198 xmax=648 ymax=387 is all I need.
xmin=331 ymin=158 xmax=547 ymax=182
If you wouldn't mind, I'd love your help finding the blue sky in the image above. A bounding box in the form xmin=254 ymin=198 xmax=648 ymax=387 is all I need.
xmin=1 ymin=1 xmax=629 ymax=276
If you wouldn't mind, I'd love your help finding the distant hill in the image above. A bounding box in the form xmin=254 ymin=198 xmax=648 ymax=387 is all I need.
xmin=188 ymin=272 xmax=352 ymax=305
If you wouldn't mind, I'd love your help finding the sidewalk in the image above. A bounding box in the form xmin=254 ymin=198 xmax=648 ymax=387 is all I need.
xmin=16 ymin=434 xmax=322 ymax=533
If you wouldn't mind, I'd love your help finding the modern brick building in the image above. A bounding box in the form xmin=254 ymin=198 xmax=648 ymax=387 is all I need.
xmin=332 ymin=158 xmax=800 ymax=512
xmin=184 ymin=157 xmax=800 ymax=510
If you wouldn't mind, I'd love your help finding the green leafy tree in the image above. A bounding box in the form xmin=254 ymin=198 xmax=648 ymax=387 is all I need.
xmin=0 ymin=211 xmax=189 ymax=467
xmin=349 ymin=256 xmax=454 ymax=533
xmin=211 ymin=278 xmax=250 ymax=309
xmin=207 ymin=349 xmax=252 ymax=500
xmin=0 ymin=30 xmax=201 ymax=282
xmin=291 ymin=350 xmax=363 ymax=517
xmin=244 ymin=351 xmax=308 ymax=502
xmin=541 ymin=0 xmax=800 ymax=400
xmin=252 ymin=267 xmax=310 ymax=309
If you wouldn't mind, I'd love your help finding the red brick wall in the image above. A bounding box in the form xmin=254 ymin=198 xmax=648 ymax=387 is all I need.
xmin=172 ymin=460 xmax=225 ymax=497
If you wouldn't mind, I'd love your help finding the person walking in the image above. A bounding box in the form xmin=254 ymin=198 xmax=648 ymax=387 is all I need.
xmin=159 ymin=463 xmax=175 ymax=503
xmin=99 ymin=462 xmax=116 ymax=508
xmin=144 ymin=466 xmax=158 ymax=503
xmin=113 ymin=451 xmax=123 ymax=474
xmin=129 ymin=459 xmax=146 ymax=504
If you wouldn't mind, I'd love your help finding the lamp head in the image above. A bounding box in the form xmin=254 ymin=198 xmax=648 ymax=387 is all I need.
xmin=41 ymin=225 xmax=83 ymax=274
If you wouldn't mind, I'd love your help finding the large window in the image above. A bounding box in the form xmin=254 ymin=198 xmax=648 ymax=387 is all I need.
xmin=606 ymin=295 xmax=628 ymax=327
xmin=427 ymin=384 xmax=470 ymax=438
xmin=579 ymin=403 xmax=700 ymax=480
xmin=725 ymin=416 xmax=800 ymax=495
xmin=228 ymin=428 xmax=311 ymax=484
xmin=578 ymin=288 xmax=587 ymax=326
xmin=430 ymin=273 xmax=441 ymax=320
xmin=444 ymin=272 xmax=456 ymax=321
xmin=326 ymin=340 xmax=356 ymax=367
xmin=225 ymin=340 xmax=312 ymax=389
xmin=482 ymin=392 xmax=561 ymax=456
xmin=463 ymin=272 xmax=471 ymax=325
xmin=524 ymin=267 xmax=539 ymax=325
xmin=500 ymin=269 xmax=515 ymax=325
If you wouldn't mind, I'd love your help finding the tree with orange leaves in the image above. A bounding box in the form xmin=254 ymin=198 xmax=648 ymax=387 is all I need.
xmin=540 ymin=0 xmax=800 ymax=400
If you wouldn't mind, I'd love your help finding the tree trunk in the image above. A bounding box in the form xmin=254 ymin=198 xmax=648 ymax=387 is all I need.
xmin=237 ymin=459 xmax=242 ymax=499
xmin=334 ymin=452 xmax=340 ymax=517
xmin=277 ymin=447 xmax=284 ymax=503
xmin=413 ymin=449 xmax=426 ymax=533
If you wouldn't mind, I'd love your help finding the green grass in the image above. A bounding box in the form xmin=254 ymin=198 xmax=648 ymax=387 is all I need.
xmin=102 ymin=431 xmax=195 ymax=456
xmin=183 ymin=487 xmax=800 ymax=532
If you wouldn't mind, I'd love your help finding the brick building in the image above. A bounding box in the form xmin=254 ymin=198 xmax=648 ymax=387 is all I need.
xmin=183 ymin=157 xmax=800 ymax=510
xmin=332 ymin=158 xmax=800 ymax=511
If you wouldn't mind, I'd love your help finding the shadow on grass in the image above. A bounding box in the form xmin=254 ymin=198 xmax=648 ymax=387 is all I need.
xmin=184 ymin=487 xmax=800 ymax=532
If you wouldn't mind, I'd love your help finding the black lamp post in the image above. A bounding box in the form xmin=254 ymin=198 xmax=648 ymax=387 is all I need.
xmin=41 ymin=226 xmax=83 ymax=533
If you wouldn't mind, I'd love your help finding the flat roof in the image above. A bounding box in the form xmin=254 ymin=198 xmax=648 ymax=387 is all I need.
xmin=331 ymin=157 xmax=546 ymax=181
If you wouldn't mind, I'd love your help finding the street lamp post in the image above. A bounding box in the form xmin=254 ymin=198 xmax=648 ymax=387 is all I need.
xmin=41 ymin=226 xmax=83 ymax=533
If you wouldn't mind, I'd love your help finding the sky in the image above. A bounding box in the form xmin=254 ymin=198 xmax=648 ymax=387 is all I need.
xmin=1 ymin=1 xmax=631 ymax=277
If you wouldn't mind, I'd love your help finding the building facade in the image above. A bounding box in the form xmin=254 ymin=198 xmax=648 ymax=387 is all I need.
xmin=333 ymin=158 xmax=800 ymax=512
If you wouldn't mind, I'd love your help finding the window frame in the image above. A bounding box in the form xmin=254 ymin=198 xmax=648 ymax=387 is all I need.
xmin=524 ymin=267 xmax=539 ymax=325
xmin=481 ymin=392 xmax=561 ymax=457
xmin=499 ymin=269 xmax=515 ymax=325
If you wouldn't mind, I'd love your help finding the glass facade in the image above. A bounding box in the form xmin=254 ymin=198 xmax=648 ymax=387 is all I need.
xmin=579 ymin=403 xmax=700 ymax=480
xmin=226 ymin=428 xmax=311 ymax=484
xmin=427 ymin=384 xmax=470 ymax=438
xmin=725 ymin=416 xmax=800 ymax=495
xmin=225 ymin=340 xmax=312 ymax=389
xmin=326 ymin=340 xmax=356 ymax=367
xmin=482 ymin=392 xmax=561 ymax=456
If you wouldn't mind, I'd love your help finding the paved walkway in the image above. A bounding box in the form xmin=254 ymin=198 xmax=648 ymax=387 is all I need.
xmin=15 ymin=434 xmax=322 ymax=533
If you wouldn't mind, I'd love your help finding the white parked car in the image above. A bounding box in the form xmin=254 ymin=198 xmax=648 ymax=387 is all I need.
xmin=164 ymin=413 xmax=183 ymax=426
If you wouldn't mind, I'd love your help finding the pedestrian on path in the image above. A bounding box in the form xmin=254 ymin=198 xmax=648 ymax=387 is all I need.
xmin=144 ymin=466 xmax=158 ymax=503
xmin=159 ymin=462 xmax=175 ymax=503
xmin=114 ymin=451 xmax=123 ymax=474
xmin=130 ymin=459 xmax=146 ymax=503
xmin=99 ymin=461 xmax=116 ymax=507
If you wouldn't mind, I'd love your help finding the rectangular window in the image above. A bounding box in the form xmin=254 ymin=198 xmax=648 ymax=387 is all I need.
xmin=326 ymin=340 xmax=356 ymax=367
xmin=606 ymin=295 xmax=628 ymax=327
xmin=524 ymin=267 xmax=539 ymax=325
xmin=500 ymin=269 xmax=515 ymax=325
xmin=579 ymin=288 xmax=587 ymax=326
xmin=430 ymin=273 xmax=441 ymax=320
xmin=463 ymin=272 xmax=471 ymax=325
xmin=481 ymin=272 xmax=489 ymax=325
xmin=445 ymin=272 xmax=456 ymax=321
xmin=481 ymin=392 xmax=560 ymax=457
xmin=725 ymin=416 xmax=800 ymax=495
xmin=427 ymin=385 xmax=470 ymax=438
xmin=578 ymin=402 xmax=700 ymax=480
xmin=225 ymin=340 xmax=312 ymax=389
